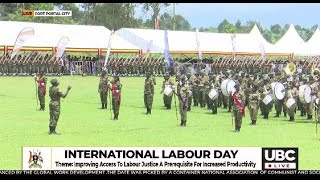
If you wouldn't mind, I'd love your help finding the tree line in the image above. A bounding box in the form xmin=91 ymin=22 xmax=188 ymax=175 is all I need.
xmin=0 ymin=3 xmax=318 ymax=44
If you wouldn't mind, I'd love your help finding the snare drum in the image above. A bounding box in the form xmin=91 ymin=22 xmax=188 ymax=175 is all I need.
xmin=262 ymin=95 xmax=272 ymax=105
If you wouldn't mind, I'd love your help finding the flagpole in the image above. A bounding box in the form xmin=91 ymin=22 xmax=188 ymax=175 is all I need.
xmin=104 ymin=30 xmax=115 ymax=69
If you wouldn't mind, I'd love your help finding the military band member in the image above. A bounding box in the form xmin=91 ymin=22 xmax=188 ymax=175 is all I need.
xmin=108 ymin=74 xmax=122 ymax=120
xmin=307 ymin=76 xmax=318 ymax=120
xmin=174 ymin=75 xmax=191 ymax=126
xmin=161 ymin=73 xmax=174 ymax=109
xmin=231 ymin=81 xmax=246 ymax=132
xmin=34 ymin=70 xmax=47 ymax=111
xmin=248 ymin=83 xmax=260 ymax=125
xmin=98 ymin=70 xmax=109 ymax=109
xmin=286 ymin=82 xmax=299 ymax=121
xmin=144 ymin=72 xmax=156 ymax=114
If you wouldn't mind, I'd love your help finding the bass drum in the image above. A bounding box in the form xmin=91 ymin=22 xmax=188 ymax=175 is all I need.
xmin=299 ymin=85 xmax=312 ymax=104
xmin=286 ymin=98 xmax=296 ymax=109
xmin=273 ymin=82 xmax=286 ymax=100
xmin=221 ymin=79 xmax=236 ymax=96
xmin=208 ymin=89 xmax=219 ymax=100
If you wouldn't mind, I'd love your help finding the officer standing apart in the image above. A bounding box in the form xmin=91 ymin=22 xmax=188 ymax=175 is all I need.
xmin=34 ymin=70 xmax=47 ymax=111
xmin=144 ymin=72 xmax=156 ymax=114
xmin=108 ymin=74 xmax=122 ymax=120
xmin=231 ymin=81 xmax=246 ymax=132
xmin=48 ymin=79 xmax=71 ymax=135
xmin=98 ymin=70 xmax=109 ymax=109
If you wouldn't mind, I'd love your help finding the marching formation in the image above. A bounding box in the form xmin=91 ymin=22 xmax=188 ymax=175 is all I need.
xmin=28 ymin=55 xmax=320 ymax=134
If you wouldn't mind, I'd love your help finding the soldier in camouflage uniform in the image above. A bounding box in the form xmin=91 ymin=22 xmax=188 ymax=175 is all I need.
xmin=208 ymin=74 xmax=219 ymax=114
xmin=160 ymin=73 xmax=174 ymax=109
xmin=144 ymin=72 xmax=156 ymax=114
xmin=108 ymin=74 xmax=122 ymax=120
xmin=286 ymin=81 xmax=299 ymax=121
xmin=259 ymin=77 xmax=273 ymax=119
xmin=248 ymin=83 xmax=260 ymax=125
xmin=98 ymin=70 xmax=109 ymax=109
xmin=191 ymin=72 xmax=200 ymax=106
xmin=232 ymin=81 xmax=246 ymax=132
xmin=34 ymin=70 xmax=48 ymax=111
xmin=48 ymin=79 xmax=71 ymax=135
xmin=186 ymin=73 xmax=193 ymax=111
xmin=175 ymin=74 xmax=191 ymax=126
xmin=307 ymin=76 xmax=318 ymax=120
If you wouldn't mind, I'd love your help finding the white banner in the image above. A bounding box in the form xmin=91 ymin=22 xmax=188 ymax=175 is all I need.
xmin=104 ymin=31 xmax=115 ymax=68
xmin=11 ymin=27 xmax=34 ymax=59
xmin=56 ymin=36 xmax=70 ymax=58
xmin=23 ymin=147 xmax=261 ymax=170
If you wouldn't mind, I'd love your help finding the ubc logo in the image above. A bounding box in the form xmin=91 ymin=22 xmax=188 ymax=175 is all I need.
xmin=262 ymin=148 xmax=298 ymax=170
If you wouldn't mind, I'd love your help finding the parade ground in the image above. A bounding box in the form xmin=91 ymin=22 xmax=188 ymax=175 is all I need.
xmin=0 ymin=76 xmax=319 ymax=170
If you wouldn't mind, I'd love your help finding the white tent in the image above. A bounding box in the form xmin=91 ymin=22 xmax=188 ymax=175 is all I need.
xmin=0 ymin=21 xmax=139 ymax=50
xmin=295 ymin=28 xmax=320 ymax=56
xmin=249 ymin=25 xmax=276 ymax=53
xmin=273 ymin=24 xmax=305 ymax=53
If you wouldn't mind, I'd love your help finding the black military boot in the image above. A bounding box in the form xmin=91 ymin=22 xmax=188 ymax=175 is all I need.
xmin=253 ymin=120 xmax=257 ymax=125
xmin=101 ymin=103 xmax=105 ymax=109
xmin=275 ymin=112 xmax=280 ymax=117
xmin=289 ymin=116 xmax=294 ymax=121
xmin=104 ymin=104 xmax=107 ymax=109
xmin=300 ymin=111 xmax=304 ymax=116
xmin=263 ymin=113 xmax=267 ymax=119
xmin=250 ymin=120 xmax=254 ymax=125
xmin=149 ymin=108 xmax=152 ymax=114
xmin=307 ymin=114 xmax=312 ymax=120
xmin=49 ymin=126 xmax=53 ymax=135
xmin=114 ymin=114 xmax=118 ymax=120
xmin=52 ymin=127 xmax=60 ymax=135
xmin=187 ymin=107 xmax=191 ymax=111
xmin=182 ymin=120 xmax=186 ymax=126
xmin=284 ymin=112 xmax=287 ymax=117
xmin=146 ymin=108 xmax=149 ymax=114
xmin=266 ymin=113 xmax=269 ymax=119
xmin=168 ymin=105 xmax=171 ymax=109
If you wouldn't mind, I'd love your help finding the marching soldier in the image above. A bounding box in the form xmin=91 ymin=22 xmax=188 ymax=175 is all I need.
xmin=108 ymin=74 xmax=122 ymax=120
xmin=286 ymin=81 xmax=299 ymax=121
xmin=175 ymin=74 xmax=191 ymax=126
xmin=98 ymin=70 xmax=109 ymax=109
xmin=248 ymin=83 xmax=260 ymax=125
xmin=160 ymin=73 xmax=174 ymax=109
xmin=208 ymin=74 xmax=219 ymax=114
xmin=144 ymin=72 xmax=156 ymax=114
xmin=259 ymin=76 xmax=272 ymax=119
xmin=307 ymin=76 xmax=319 ymax=120
xmin=186 ymin=73 xmax=193 ymax=111
xmin=191 ymin=72 xmax=200 ymax=106
xmin=34 ymin=70 xmax=48 ymax=111
xmin=231 ymin=81 xmax=246 ymax=132
xmin=48 ymin=79 xmax=72 ymax=135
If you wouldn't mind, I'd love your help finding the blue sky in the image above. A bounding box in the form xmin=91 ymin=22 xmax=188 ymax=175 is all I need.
xmin=135 ymin=3 xmax=320 ymax=29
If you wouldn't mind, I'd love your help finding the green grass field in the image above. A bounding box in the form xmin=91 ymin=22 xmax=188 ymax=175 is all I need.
xmin=0 ymin=76 xmax=319 ymax=170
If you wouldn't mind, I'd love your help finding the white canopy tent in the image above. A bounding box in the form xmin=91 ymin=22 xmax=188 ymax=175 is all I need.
xmin=273 ymin=24 xmax=305 ymax=53
xmin=0 ymin=21 xmax=140 ymax=50
xmin=294 ymin=28 xmax=320 ymax=56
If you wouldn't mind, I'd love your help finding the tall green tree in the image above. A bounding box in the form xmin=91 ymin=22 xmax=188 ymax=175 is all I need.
xmin=142 ymin=3 xmax=170 ymax=29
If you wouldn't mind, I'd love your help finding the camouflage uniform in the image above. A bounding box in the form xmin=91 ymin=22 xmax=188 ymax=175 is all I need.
xmin=161 ymin=74 xmax=174 ymax=109
xmin=286 ymin=83 xmax=298 ymax=121
xmin=259 ymin=78 xmax=272 ymax=119
xmin=109 ymin=75 xmax=122 ymax=120
xmin=35 ymin=72 xmax=47 ymax=111
xmin=144 ymin=72 xmax=156 ymax=114
xmin=208 ymin=76 xmax=219 ymax=114
xmin=48 ymin=79 xmax=71 ymax=135
xmin=232 ymin=82 xmax=246 ymax=132
xmin=307 ymin=78 xmax=319 ymax=120
xmin=98 ymin=71 xmax=109 ymax=109
xmin=248 ymin=84 xmax=261 ymax=125
xmin=178 ymin=75 xmax=191 ymax=126
xmin=191 ymin=73 xmax=200 ymax=106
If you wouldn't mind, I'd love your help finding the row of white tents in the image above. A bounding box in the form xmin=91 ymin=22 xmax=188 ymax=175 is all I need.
xmin=0 ymin=21 xmax=319 ymax=56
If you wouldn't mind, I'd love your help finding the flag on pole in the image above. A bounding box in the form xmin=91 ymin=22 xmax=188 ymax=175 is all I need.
xmin=231 ymin=34 xmax=236 ymax=61
xmin=56 ymin=36 xmax=70 ymax=58
xmin=259 ymin=43 xmax=266 ymax=62
xmin=164 ymin=30 xmax=172 ymax=69
xmin=195 ymin=28 xmax=202 ymax=60
xmin=11 ymin=27 xmax=34 ymax=59
xmin=104 ymin=30 xmax=115 ymax=68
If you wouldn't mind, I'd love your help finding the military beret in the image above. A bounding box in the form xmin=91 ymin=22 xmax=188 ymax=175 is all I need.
xmin=50 ymin=79 xmax=58 ymax=85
